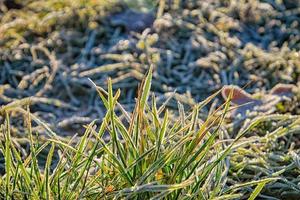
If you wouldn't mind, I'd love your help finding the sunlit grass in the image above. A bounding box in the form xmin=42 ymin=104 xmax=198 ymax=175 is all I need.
xmin=0 ymin=69 xmax=293 ymax=199
xmin=1 ymin=0 xmax=300 ymax=199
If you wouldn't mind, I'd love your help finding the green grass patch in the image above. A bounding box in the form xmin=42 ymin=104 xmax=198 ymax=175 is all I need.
xmin=1 ymin=69 xmax=298 ymax=199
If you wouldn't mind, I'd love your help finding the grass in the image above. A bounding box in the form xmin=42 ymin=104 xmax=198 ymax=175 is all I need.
xmin=1 ymin=0 xmax=300 ymax=199
xmin=0 ymin=69 xmax=299 ymax=199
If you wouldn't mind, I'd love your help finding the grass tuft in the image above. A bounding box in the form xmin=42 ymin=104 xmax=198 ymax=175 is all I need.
xmin=1 ymin=70 xmax=298 ymax=199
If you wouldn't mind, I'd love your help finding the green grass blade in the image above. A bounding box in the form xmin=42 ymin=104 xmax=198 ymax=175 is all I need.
xmin=4 ymin=113 xmax=12 ymax=200
xmin=43 ymin=142 xmax=55 ymax=200
xmin=248 ymin=179 xmax=270 ymax=200
xmin=140 ymin=66 xmax=153 ymax=112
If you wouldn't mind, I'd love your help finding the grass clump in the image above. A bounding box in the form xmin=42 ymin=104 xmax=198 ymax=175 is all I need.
xmin=0 ymin=69 xmax=285 ymax=199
